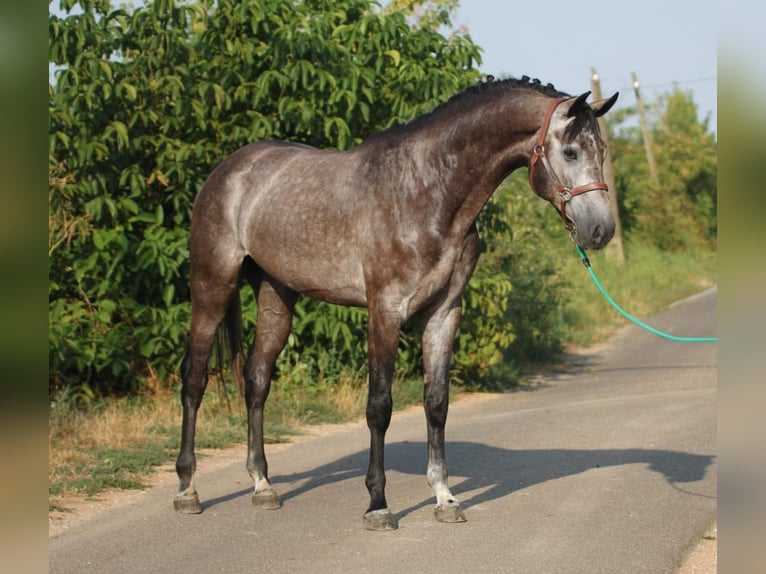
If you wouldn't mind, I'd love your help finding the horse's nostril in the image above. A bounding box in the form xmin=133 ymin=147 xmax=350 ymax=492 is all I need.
xmin=592 ymin=225 xmax=602 ymax=241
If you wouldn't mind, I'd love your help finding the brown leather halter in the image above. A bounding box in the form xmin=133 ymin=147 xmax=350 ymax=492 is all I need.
xmin=528 ymin=96 xmax=608 ymax=229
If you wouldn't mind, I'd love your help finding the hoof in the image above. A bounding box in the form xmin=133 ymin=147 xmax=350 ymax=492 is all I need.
xmin=174 ymin=492 xmax=202 ymax=514
xmin=252 ymin=489 xmax=282 ymax=510
xmin=434 ymin=501 xmax=467 ymax=523
xmin=363 ymin=508 xmax=397 ymax=531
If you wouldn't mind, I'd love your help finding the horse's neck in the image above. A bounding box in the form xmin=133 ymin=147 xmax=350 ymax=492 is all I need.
xmin=421 ymin=94 xmax=547 ymax=234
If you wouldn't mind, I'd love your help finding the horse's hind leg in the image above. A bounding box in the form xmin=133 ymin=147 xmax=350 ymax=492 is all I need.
xmin=243 ymin=268 xmax=297 ymax=509
xmin=174 ymin=253 xmax=242 ymax=514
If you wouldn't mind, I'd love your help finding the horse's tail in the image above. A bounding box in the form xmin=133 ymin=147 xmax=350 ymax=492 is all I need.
xmin=226 ymin=289 xmax=246 ymax=400
xmin=214 ymin=287 xmax=246 ymax=407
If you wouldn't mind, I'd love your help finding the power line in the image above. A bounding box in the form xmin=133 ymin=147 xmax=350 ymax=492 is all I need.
xmin=636 ymin=76 xmax=717 ymax=90
xmin=593 ymin=74 xmax=717 ymax=96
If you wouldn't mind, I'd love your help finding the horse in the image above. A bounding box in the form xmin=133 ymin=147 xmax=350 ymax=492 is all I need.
xmin=174 ymin=76 xmax=619 ymax=530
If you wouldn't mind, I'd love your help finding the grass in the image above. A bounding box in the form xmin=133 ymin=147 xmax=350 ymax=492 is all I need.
xmin=48 ymin=370 xmax=427 ymax=508
xmin=560 ymin=242 xmax=716 ymax=347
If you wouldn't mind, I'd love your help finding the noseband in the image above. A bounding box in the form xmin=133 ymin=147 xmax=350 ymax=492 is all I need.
xmin=528 ymin=96 xmax=608 ymax=229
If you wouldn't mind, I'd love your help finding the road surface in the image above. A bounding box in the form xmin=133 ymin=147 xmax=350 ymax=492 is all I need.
xmin=50 ymin=288 xmax=717 ymax=574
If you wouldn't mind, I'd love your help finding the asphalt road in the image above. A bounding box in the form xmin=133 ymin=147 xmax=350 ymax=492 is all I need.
xmin=49 ymin=288 xmax=717 ymax=574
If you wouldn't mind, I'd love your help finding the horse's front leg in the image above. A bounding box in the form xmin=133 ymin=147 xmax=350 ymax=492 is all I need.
xmin=362 ymin=305 xmax=402 ymax=531
xmin=421 ymin=298 xmax=467 ymax=523
xmin=419 ymin=230 xmax=480 ymax=523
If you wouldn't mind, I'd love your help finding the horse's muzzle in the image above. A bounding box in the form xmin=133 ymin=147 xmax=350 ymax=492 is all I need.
xmin=575 ymin=219 xmax=615 ymax=250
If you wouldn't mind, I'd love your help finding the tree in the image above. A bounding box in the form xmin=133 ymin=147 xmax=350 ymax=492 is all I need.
xmin=48 ymin=0 xmax=482 ymax=394
xmin=654 ymin=88 xmax=717 ymax=243
xmin=49 ymin=0 xmax=208 ymax=393
xmin=384 ymin=0 xmax=462 ymax=30
xmin=610 ymin=87 xmax=717 ymax=251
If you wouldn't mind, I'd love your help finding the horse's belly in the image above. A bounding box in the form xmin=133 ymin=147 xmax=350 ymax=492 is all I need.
xmin=245 ymin=233 xmax=368 ymax=307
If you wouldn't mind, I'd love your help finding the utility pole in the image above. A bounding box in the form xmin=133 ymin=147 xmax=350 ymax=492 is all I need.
xmin=631 ymin=71 xmax=660 ymax=185
xmin=591 ymin=67 xmax=624 ymax=263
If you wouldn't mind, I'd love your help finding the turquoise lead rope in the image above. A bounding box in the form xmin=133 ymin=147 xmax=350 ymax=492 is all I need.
xmin=575 ymin=245 xmax=718 ymax=343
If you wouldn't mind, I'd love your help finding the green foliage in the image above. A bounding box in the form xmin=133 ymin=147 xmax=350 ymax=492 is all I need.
xmin=562 ymin=240 xmax=717 ymax=347
xmin=457 ymin=172 xmax=572 ymax=387
xmin=384 ymin=0 xmax=462 ymax=30
xmin=49 ymin=1 xmax=716 ymax=401
xmin=48 ymin=0 xmax=481 ymax=394
xmin=610 ymin=87 xmax=717 ymax=251
xmin=279 ymin=302 xmax=370 ymax=382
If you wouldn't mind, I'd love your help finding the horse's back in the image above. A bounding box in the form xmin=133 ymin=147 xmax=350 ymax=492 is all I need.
xmin=193 ymin=140 xmax=347 ymax=232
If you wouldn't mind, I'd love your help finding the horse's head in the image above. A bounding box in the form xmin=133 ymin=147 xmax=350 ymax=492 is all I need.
xmin=528 ymin=91 xmax=619 ymax=249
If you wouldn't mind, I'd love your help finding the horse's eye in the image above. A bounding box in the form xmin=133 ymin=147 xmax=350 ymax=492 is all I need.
xmin=563 ymin=147 xmax=578 ymax=161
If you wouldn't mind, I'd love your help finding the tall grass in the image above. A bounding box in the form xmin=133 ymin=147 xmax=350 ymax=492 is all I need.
xmin=48 ymin=369 xmax=426 ymax=505
xmin=49 ymin=386 xmax=247 ymax=499
xmin=561 ymin=241 xmax=716 ymax=347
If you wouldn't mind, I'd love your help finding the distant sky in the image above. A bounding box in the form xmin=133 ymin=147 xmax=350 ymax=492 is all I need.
xmin=454 ymin=0 xmax=718 ymax=132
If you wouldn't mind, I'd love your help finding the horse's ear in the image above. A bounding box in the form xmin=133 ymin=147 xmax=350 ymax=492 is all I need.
xmin=566 ymin=91 xmax=592 ymax=117
xmin=590 ymin=92 xmax=619 ymax=117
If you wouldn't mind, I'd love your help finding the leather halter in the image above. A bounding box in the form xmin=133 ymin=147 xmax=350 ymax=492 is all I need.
xmin=528 ymin=96 xmax=608 ymax=229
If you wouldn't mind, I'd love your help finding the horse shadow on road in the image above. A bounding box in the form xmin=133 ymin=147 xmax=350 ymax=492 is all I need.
xmin=230 ymin=441 xmax=715 ymax=521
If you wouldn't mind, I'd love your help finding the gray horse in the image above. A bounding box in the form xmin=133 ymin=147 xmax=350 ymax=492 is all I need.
xmin=174 ymin=76 xmax=618 ymax=530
